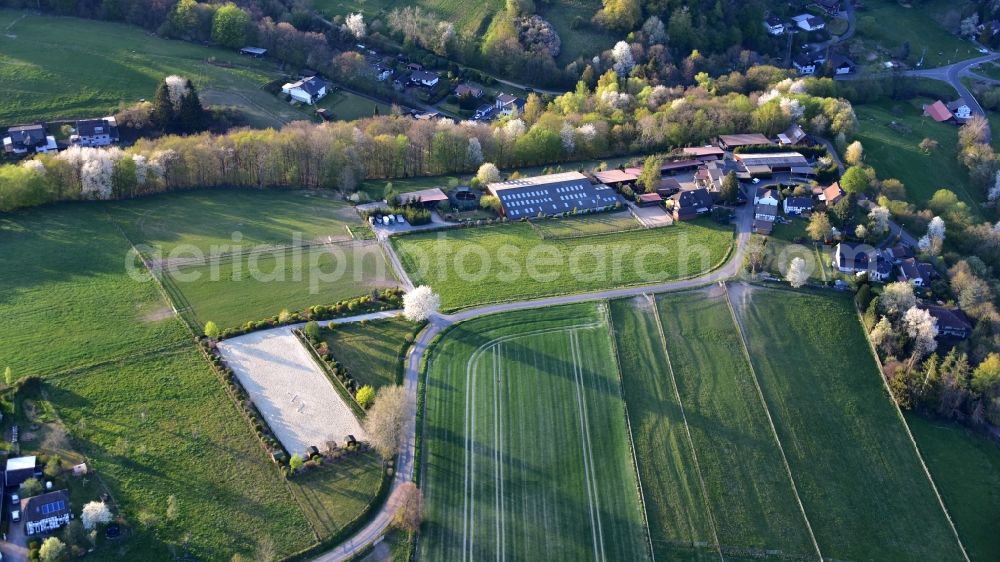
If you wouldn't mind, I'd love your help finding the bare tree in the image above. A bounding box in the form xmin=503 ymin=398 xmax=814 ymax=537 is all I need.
xmin=364 ymin=385 xmax=413 ymax=460
xmin=393 ymin=481 xmax=424 ymax=532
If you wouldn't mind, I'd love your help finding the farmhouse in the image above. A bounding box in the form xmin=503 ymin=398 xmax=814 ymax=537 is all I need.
xmin=898 ymin=258 xmax=934 ymax=287
xmin=835 ymin=242 xmax=890 ymax=281
xmin=753 ymin=202 xmax=778 ymax=234
xmin=734 ymin=152 xmax=813 ymax=176
xmin=3 ymin=124 xmax=57 ymax=155
xmin=486 ymin=171 xmax=622 ymax=219
xmin=683 ymin=146 xmax=725 ymax=161
xmin=673 ymin=188 xmax=713 ymax=220
xmin=23 ymin=489 xmax=72 ymax=537
xmin=717 ymin=133 xmax=772 ymax=150
xmin=73 ymin=117 xmax=119 ymax=147
xmin=783 ymin=196 xmax=813 ymax=215
xmin=765 ymin=16 xmax=785 ymax=36
xmin=5 ymin=456 xmax=38 ymax=488
xmin=281 ymin=76 xmax=329 ymax=105
xmin=923 ymin=305 xmax=973 ymax=339
xmin=924 ymin=100 xmax=954 ymax=123
xmin=410 ymin=70 xmax=440 ymax=87
xmin=793 ymin=14 xmax=825 ymax=31
xmin=777 ymin=124 xmax=807 ymax=145
xmin=239 ymin=46 xmax=267 ymax=58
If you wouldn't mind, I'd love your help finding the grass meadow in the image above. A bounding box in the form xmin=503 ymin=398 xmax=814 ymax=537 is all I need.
xmin=733 ymin=286 xmax=967 ymax=561
xmin=317 ymin=89 xmax=394 ymax=121
xmin=907 ymin=415 xmax=1000 ymax=562
xmin=320 ymin=317 xmax=415 ymax=389
xmin=287 ymin=449 xmax=386 ymax=540
xmin=0 ymin=11 xmax=307 ymax=128
xmin=530 ymin=210 xmax=642 ymax=238
xmin=854 ymin=0 xmax=979 ymax=68
xmin=419 ymin=303 xmax=650 ymax=562
xmin=314 ymin=0 xmax=502 ymax=35
xmin=854 ymin=99 xmax=980 ymax=211
xmin=393 ymin=219 xmax=733 ymax=310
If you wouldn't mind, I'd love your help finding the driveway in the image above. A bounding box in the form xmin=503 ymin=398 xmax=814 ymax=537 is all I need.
xmin=628 ymin=202 xmax=673 ymax=227
xmin=2 ymin=517 xmax=29 ymax=562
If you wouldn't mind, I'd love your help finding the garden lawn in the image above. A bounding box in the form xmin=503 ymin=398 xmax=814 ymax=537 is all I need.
xmin=109 ymin=189 xmax=362 ymax=254
xmin=733 ymin=286 xmax=967 ymax=561
xmin=0 ymin=203 xmax=189 ymax=378
xmin=0 ymin=11 xmax=307 ymax=127
xmin=420 ymin=303 xmax=650 ymax=562
xmin=609 ymin=297 xmax=717 ymax=562
xmin=854 ymin=99 xmax=980 ymax=212
xmin=655 ymin=290 xmax=816 ymax=559
xmin=530 ymin=210 xmax=642 ymax=238
xmin=317 ymin=89 xmax=393 ymax=121
xmin=392 ymin=219 xmax=733 ymax=310
xmin=287 ymin=449 xmax=386 ymax=540
xmin=164 ymin=243 xmax=397 ymax=329
xmin=45 ymin=348 xmax=315 ymax=561
xmin=320 ymin=317 xmax=415 ymax=389
xmin=907 ymin=415 xmax=1000 ymax=562
xmin=855 ymin=0 xmax=979 ymax=68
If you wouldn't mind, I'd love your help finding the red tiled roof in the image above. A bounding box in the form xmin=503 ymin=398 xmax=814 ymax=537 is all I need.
xmin=638 ymin=193 xmax=663 ymax=202
xmin=925 ymin=100 xmax=953 ymax=122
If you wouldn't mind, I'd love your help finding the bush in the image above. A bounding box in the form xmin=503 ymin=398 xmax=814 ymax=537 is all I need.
xmin=356 ymin=385 xmax=376 ymax=408
xmin=303 ymin=321 xmax=321 ymax=341
xmin=20 ymin=478 xmax=43 ymax=497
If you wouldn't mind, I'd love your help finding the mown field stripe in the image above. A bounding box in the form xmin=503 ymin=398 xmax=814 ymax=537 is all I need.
xmin=722 ymin=283 xmax=824 ymax=562
xmin=570 ymin=329 xmax=606 ymax=562
xmin=649 ymin=294 xmax=725 ymax=562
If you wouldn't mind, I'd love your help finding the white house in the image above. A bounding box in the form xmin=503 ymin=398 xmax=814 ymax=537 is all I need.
xmin=495 ymin=93 xmax=525 ymax=117
xmin=765 ymin=16 xmax=785 ymax=36
xmin=281 ymin=76 xmax=328 ymax=105
xmin=753 ymin=187 xmax=779 ymax=206
xmin=793 ymin=55 xmax=817 ymax=76
xmin=830 ymin=55 xmax=854 ymax=75
xmin=793 ymin=14 xmax=825 ymax=31
xmin=72 ymin=117 xmax=119 ymax=147
xmin=783 ymin=196 xmax=813 ymax=215
xmin=835 ymin=242 xmax=891 ymax=282
xmin=409 ymin=70 xmax=439 ymax=87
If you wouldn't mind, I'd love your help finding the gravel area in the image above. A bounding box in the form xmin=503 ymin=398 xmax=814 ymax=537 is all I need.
xmin=218 ymin=327 xmax=366 ymax=456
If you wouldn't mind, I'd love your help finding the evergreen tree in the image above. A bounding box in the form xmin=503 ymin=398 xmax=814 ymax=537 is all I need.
xmin=178 ymin=80 xmax=207 ymax=133
xmin=150 ymin=81 xmax=176 ymax=132
xmin=720 ymin=171 xmax=739 ymax=204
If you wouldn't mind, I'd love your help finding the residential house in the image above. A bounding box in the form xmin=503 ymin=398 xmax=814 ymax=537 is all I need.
xmin=5 ymin=456 xmax=37 ymax=489
xmin=819 ymin=182 xmax=844 ymax=205
xmin=817 ymin=0 xmax=841 ymax=15
xmin=73 ymin=117 xmax=119 ymax=147
xmin=495 ymin=93 xmax=525 ymax=116
xmin=765 ymin=16 xmax=785 ymax=36
xmin=374 ymin=66 xmax=393 ymax=81
xmin=753 ymin=202 xmax=778 ymax=234
xmin=23 ymin=490 xmax=72 ymax=537
xmin=717 ymin=133 xmax=772 ymax=150
xmin=3 ymin=124 xmax=57 ymax=154
xmin=793 ymin=14 xmax=825 ymax=31
xmin=898 ymin=258 xmax=934 ymax=287
xmin=830 ymin=55 xmax=854 ymax=75
xmin=924 ymin=100 xmax=954 ymax=123
xmin=754 ymin=187 xmax=779 ymax=206
xmin=793 ymin=54 xmax=818 ymax=76
xmin=835 ymin=242 xmax=890 ymax=281
xmin=777 ymin=123 xmax=808 ymax=145
xmin=887 ymin=243 xmax=914 ymax=263
xmin=487 ymin=171 xmax=622 ymax=218
xmin=673 ymin=188 xmax=713 ymax=220
xmin=281 ymin=76 xmax=329 ymax=105
xmin=455 ymin=84 xmax=483 ymax=98
xmin=410 ymin=70 xmax=440 ymax=87
xmin=783 ymin=196 xmax=813 ymax=215
xmin=947 ymin=99 xmax=972 ymax=121
xmin=474 ymin=104 xmax=497 ymax=120
xmin=923 ymin=305 xmax=974 ymax=339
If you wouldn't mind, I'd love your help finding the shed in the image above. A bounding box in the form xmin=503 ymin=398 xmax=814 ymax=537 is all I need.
xmin=240 ymin=47 xmax=267 ymax=58
xmin=402 ymin=187 xmax=449 ymax=207
xmin=592 ymin=169 xmax=638 ymax=186
xmin=6 ymin=456 xmax=37 ymax=488
xmin=924 ymin=100 xmax=954 ymax=123
xmin=638 ymin=192 xmax=663 ymax=207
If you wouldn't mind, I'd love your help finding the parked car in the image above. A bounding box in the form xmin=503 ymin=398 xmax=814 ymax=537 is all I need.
xmin=11 ymin=509 xmax=19 ymax=522
xmin=10 ymin=492 xmax=19 ymax=506
xmin=978 ymin=47 xmax=990 ymax=54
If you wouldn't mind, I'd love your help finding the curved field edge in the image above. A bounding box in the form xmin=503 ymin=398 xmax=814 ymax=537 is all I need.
xmin=417 ymin=303 xmax=650 ymax=562
xmin=391 ymin=219 xmax=735 ymax=311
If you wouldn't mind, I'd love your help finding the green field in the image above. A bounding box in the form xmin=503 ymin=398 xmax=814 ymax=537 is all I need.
xmin=314 ymin=0 xmax=502 ymax=35
xmin=855 ymin=99 xmax=979 ymax=210
xmin=318 ymin=89 xmax=394 ymax=121
xmin=908 ymin=415 xmax=1000 ymax=562
xmin=288 ymin=449 xmax=386 ymax=540
xmin=0 ymin=10 xmax=307 ymax=127
xmin=393 ymin=219 xmax=733 ymax=310
xmin=46 ymin=349 xmax=316 ymax=561
xmin=419 ymin=303 xmax=650 ymax=561
xmin=163 ymin=243 xmax=396 ymax=329
xmin=539 ymin=0 xmax=615 ymax=65
xmin=110 ymin=189 xmax=362 ymax=253
xmin=0 ymin=204 xmax=190 ymax=378
xmin=855 ymin=0 xmax=979 ymax=68
xmin=733 ymin=286 xmax=967 ymax=561
xmin=530 ymin=210 xmax=642 ymax=238
xmin=320 ymin=317 xmax=415 ymax=389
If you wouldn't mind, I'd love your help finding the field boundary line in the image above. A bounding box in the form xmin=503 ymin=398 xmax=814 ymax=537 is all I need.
xmin=855 ymin=309 xmax=972 ymax=562
xmin=570 ymin=328 xmax=607 ymax=562
xmin=648 ymin=295 xmax=725 ymax=562
xmin=602 ymin=302 xmax=656 ymax=562
xmin=722 ymin=282 xmax=824 ymax=562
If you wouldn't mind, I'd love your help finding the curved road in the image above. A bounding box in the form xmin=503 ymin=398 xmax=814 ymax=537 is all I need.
xmin=314 ymin=198 xmax=754 ymax=561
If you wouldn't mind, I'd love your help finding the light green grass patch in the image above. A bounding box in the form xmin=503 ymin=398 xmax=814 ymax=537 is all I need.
xmin=530 ymin=210 xmax=642 ymax=238
xmin=393 ymin=219 xmax=733 ymax=310
xmin=317 ymin=89 xmax=393 ymax=121
xmin=287 ymin=449 xmax=386 ymax=540
xmin=733 ymin=286 xmax=967 ymax=561
xmin=321 ymin=317 xmax=415 ymax=389
xmin=420 ymin=303 xmax=650 ymax=562
xmin=855 ymin=0 xmax=979 ymax=68
xmin=907 ymin=415 xmax=1000 ymax=562
xmin=0 ymin=10 xmax=308 ymax=127
xmin=0 ymin=204 xmax=190 ymax=378
xmin=46 ymin=348 xmax=315 ymax=561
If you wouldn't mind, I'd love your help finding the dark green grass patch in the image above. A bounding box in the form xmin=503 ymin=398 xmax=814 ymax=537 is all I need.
xmin=287 ymin=449 xmax=386 ymax=540
xmin=320 ymin=317 xmax=415 ymax=389
xmin=734 ymin=286 xmax=966 ymax=561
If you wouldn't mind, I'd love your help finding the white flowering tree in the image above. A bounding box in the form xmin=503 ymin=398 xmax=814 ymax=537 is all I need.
xmin=868 ymin=206 xmax=890 ymax=236
xmin=611 ymin=41 xmax=635 ymax=76
xmin=919 ymin=216 xmax=946 ymax=256
xmin=785 ymin=257 xmax=809 ymax=288
xmin=81 ymin=501 xmax=113 ymax=530
xmin=989 ymin=170 xmax=1000 ymax=202
xmin=165 ymin=75 xmax=188 ymax=107
xmin=903 ymin=306 xmax=938 ymax=358
xmin=403 ymin=286 xmax=440 ymax=321
xmin=560 ymin=122 xmax=575 ymax=153
xmin=476 ymin=162 xmax=501 ymax=185
xmin=880 ymin=282 xmax=916 ymax=318
xmin=869 ymin=316 xmax=894 ymax=353
xmin=346 ymin=13 xmax=366 ymax=39
xmin=466 ymin=137 xmax=483 ymax=166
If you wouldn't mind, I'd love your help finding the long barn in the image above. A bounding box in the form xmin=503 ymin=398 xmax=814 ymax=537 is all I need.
xmin=487 ymin=171 xmax=623 ymax=219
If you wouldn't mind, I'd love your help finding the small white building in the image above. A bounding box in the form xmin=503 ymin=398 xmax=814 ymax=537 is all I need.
xmin=793 ymin=14 xmax=825 ymax=31
xmin=281 ymin=76 xmax=329 ymax=105
xmin=765 ymin=16 xmax=785 ymax=36
xmin=409 ymin=70 xmax=440 ymax=87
